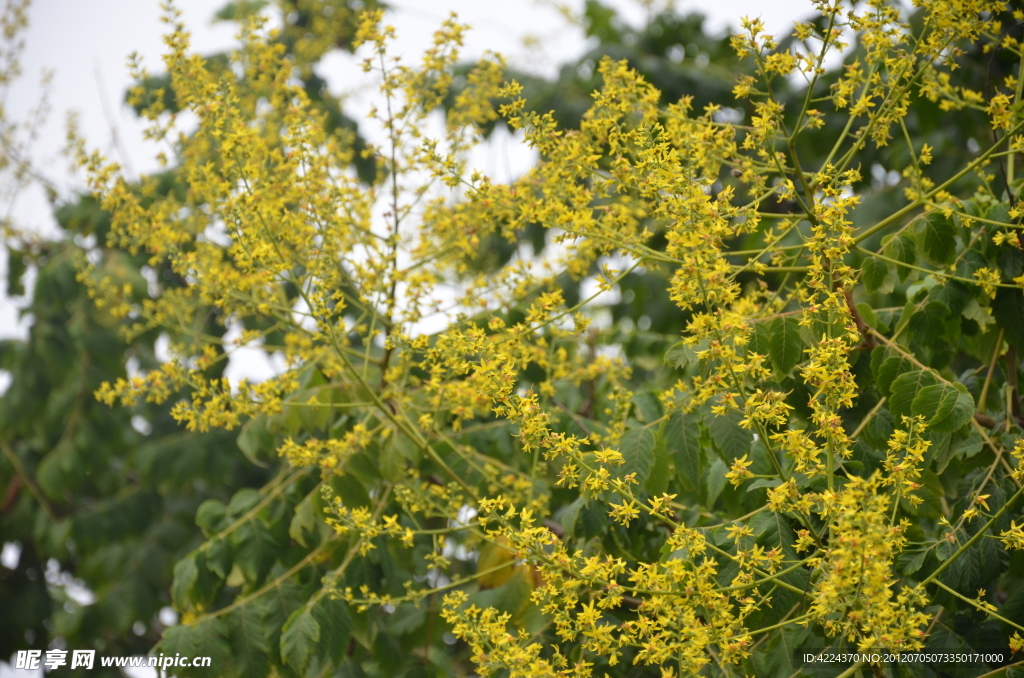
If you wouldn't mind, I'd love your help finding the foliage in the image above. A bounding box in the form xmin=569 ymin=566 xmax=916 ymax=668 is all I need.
xmin=13 ymin=0 xmax=1024 ymax=677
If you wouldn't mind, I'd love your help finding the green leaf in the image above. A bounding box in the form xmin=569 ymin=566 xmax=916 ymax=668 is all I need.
xmin=962 ymin=298 xmax=995 ymax=331
xmin=617 ymin=427 xmax=655 ymax=487
xmin=665 ymin=411 xmax=703 ymax=494
xmin=578 ymin=499 xmax=608 ymax=540
xmin=664 ymin=341 xmax=696 ymax=369
xmin=311 ymin=596 xmax=352 ymax=665
xmin=869 ymin=345 xmax=890 ymax=379
xmin=746 ymin=478 xmax=782 ymax=492
xmin=330 ymin=473 xmax=371 ymax=509
xmin=334 ymin=659 xmax=369 ymax=678
xmin=294 ymin=368 xmax=331 ymax=432
xmin=345 ymin=451 xmax=383 ymax=487
xmin=159 ymin=619 xmax=232 ymax=676
xmin=559 ymin=496 xmax=585 ymax=541
xmin=768 ymin=316 xmax=804 ymax=375
xmin=378 ymin=437 xmax=404 ymax=481
xmin=883 ymin=233 xmax=916 ymax=282
xmin=926 ymin=431 xmax=956 ymax=476
xmin=994 ymin=286 xmax=1024 ymax=353
xmin=860 ymin=407 xmax=895 ymax=450
xmin=226 ymin=600 xmax=273 ymax=678
xmin=227 ymin=488 xmax=261 ymax=518
xmin=911 ymin=382 xmax=974 ymax=433
xmin=387 ymin=602 xmax=425 ymax=637
xmin=259 ymin=578 xmax=302 ymax=645
xmin=954 ymin=427 xmax=985 ymax=461
xmin=35 ymin=440 xmax=77 ymax=499
xmin=298 ymin=397 xmax=331 ymax=433
xmin=751 ymin=510 xmax=791 ymax=545
xmin=908 ymin=301 xmax=953 ymax=345
xmin=936 ymin=533 xmax=959 ymax=561
xmin=939 ymin=528 xmax=1001 ymax=595
xmin=748 ymin=321 xmax=772 ymax=360
xmin=889 ymin=369 xmax=939 ymax=422
xmin=707 ymin=408 xmax=753 ymax=462
xmin=929 ymin=280 xmax=971 ymax=316
xmin=171 ymin=553 xmax=200 ymax=611
xmin=392 ymin=430 xmax=421 ymax=463
xmin=876 ymin=354 xmax=915 ymax=396
xmin=646 ymin=429 xmax=670 ymax=496
xmin=232 ymin=519 xmax=279 ymax=586
xmin=751 ymin=622 xmax=809 ymax=678
xmin=171 ymin=552 xmax=221 ymax=611
xmin=861 ymin=255 xmax=895 ymax=294
xmin=856 ymin=302 xmax=882 ymax=332
xmin=899 ymin=550 xmax=926 ymax=576
xmin=998 ymin=582 xmax=1024 ymax=630
xmin=289 ymin=493 xmax=317 ymax=548
xmin=632 ymin=392 xmax=661 ymax=424
xmin=237 ymin=416 xmax=275 ymax=468
xmin=281 ymin=606 xmax=320 ymax=675
xmin=196 ymin=499 xmax=228 ymax=537
xmin=705 ymin=456 xmax=729 ymax=508
xmin=915 ymin=212 xmax=958 ymax=266
xmin=470 ymin=568 xmax=533 ymax=621
xmin=988 ymin=202 xmax=1013 ymax=227
xmin=923 ymin=626 xmax=980 ymax=671
xmin=205 ymin=538 xmax=232 ymax=580
xmin=6 ymin=248 xmax=25 ymax=296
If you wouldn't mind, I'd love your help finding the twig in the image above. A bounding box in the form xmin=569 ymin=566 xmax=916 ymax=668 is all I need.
xmin=0 ymin=439 xmax=57 ymax=522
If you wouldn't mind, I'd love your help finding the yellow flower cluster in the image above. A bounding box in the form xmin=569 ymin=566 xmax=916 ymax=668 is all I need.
xmin=76 ymin=0 xmax=1024 ymax=674
xmin=809 ymin=475 xmax=929 ymax=650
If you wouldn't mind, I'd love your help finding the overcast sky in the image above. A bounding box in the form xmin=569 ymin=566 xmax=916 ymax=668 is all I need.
xmin=1 ymin=0 xmax=816 ymax=674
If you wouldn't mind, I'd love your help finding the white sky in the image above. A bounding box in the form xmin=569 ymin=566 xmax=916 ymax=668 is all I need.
xmin=1 ymin=0 xmax=816 ymax=674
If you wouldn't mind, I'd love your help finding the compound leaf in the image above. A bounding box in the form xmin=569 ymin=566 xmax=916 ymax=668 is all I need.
xmin=912 ymin=382 xmax=974 ymax=433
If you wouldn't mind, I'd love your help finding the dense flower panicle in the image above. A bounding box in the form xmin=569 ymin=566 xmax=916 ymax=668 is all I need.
xmin=880 ymin=416 xmax=930 ymax=507
xmin=809 ymin=475 xmax=929 ymax=650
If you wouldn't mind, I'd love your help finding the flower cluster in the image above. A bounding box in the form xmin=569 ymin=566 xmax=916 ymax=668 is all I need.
xmin=75 ymin=0 xmax=1024 ymax=674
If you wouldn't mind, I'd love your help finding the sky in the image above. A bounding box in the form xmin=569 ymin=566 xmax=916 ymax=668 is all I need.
xmin=0 ymin=0 xmax=812 ymax=673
